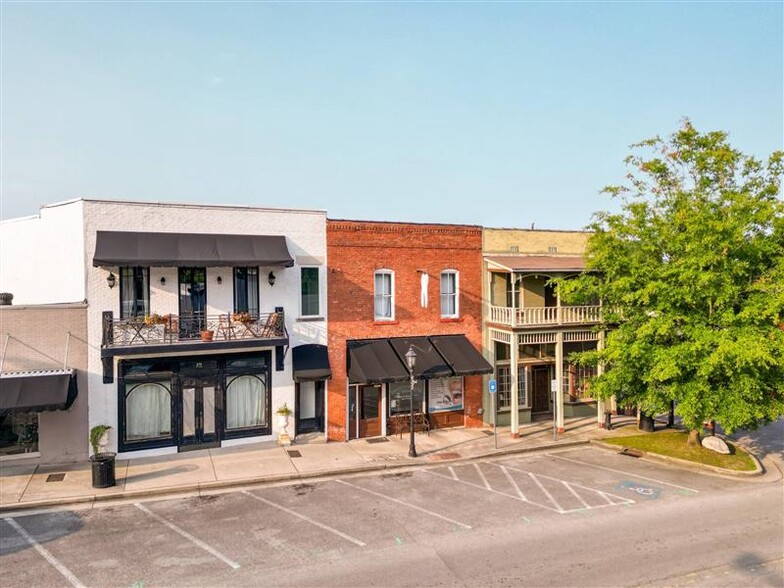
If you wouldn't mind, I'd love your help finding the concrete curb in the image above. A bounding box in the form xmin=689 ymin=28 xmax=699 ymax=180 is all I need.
xmin=0 ymin=439 xmax=592 ymax=515
xmin=589 ymin=439 xmax=765 ymax=477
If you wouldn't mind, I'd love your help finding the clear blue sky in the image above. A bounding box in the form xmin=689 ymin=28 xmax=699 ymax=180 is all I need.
xmin=1 ymin=2 xmax=781 ymax=229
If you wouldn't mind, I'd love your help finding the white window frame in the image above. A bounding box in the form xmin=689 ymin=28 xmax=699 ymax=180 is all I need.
xmin=299 ymin=266 xmax=321 ymax=318
xmin=374 ymin=269 xmax=395 ymax=321
xmin=440 ymin=269 xmax=459 ymax=318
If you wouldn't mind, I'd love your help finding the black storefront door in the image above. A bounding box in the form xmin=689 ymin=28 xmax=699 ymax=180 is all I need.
xmin=180 ymin=374 xmax=220 ymax=450
xmin=295 ymin=380 xmax=324 ymax=434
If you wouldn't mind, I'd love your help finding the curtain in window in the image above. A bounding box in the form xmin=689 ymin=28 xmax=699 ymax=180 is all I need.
xmin=126 ymin=382 xmax=171 ymax=440
xmin=374 ymin=273 xmax=392 ymax=318
xmin=247 ymin=268 xmax=259 ymax=315
xmin=226 ymin=375 xmax=267 ymax=429
xmin=120 ymin=267 xmax=149 ymax=319
xmin=234 ymin=267 xmax=260 ymax=315
xmin=441 ymin=272 xmax=457 ymax=316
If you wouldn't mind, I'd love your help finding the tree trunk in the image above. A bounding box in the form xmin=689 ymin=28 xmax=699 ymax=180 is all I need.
xmin=687 ymin=429 xmax=701 ymax=446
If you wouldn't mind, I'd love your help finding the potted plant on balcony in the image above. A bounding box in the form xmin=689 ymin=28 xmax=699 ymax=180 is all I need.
xmin=200 ymin=329 xmax=215 ymax=341
xmin=276 ymin=403 xmax=293 ymax=446
xmin=89 ymin=425 xmax=116 ymax=488
xmin=232 ymin=311 xmax=253 ymax=325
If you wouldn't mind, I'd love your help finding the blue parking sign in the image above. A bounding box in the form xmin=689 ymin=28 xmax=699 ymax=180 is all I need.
xmin=488 ymin=379 xmax=497 ymax=393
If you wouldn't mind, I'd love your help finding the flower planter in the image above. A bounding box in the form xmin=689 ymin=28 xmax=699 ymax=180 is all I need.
xmin=200 ymin=330 xmax=214 ymax=342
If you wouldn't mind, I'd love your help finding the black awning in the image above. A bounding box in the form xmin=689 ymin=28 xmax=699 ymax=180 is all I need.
xmin=387 ymin=337 xmax=454 ymax=380
xmin=93 ymin=231 xmax=295 ymax=268
xmin=292 ymin=344 xmax=332 ymax=382
xmin=431 ymin=335 xmax=494 ymax=376
xmin=347 ymin=339 xmax=410 ymax=384
xmin=347 ymin=335 xmax=491 ymax=384
xmin=0 ymin=370 xmax=78 ymax=413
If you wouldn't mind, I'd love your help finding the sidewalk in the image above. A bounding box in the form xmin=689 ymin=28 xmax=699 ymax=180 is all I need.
xmin=0 ymin=416 xmax=640 ymax=513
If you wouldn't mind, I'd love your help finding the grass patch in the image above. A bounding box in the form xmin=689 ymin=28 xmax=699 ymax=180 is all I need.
xmin=603 ymin=430 xmax=757 ymax=471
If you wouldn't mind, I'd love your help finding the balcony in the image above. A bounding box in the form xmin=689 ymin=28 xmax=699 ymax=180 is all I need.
xmin=488 ymin=305 xmax=601 ymax=328
xmin=101 ymin=311 xmax=287 ymax=358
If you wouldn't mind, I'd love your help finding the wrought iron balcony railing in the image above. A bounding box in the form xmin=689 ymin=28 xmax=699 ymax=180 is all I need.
xmin=102 ymin=311 xmax=285 ymax=348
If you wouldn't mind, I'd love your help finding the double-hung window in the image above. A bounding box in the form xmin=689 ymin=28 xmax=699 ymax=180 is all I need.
xmin=234 ymin=267 xmax=259 ymax=315
xmin=301 ymin=267 xmax=320 ymax=317
xmin=120 ymin=267 xmax=149 ymax=319
xmin=374 ymin=270 xmax=394 ymax=320
xmin=440 ymin=270 xmax=459 ymax=318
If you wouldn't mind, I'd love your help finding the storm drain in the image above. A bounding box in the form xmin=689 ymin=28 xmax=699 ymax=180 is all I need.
xmin=46 ymin=473 xmax=66 ymax=483
xmin=619 ymin=447 xmax=644 ymax=458
xmin=287 ymin=450 xmax=302 ymax=458
xmin=481 ymin=430 xmax=495 ymax=436
xmin=365 ymin=437 xmax=390 ymax=444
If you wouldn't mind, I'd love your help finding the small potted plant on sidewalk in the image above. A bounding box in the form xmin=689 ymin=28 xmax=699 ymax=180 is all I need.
xmin=276 ymin=403 xmax=293 ymax=446
xmin=89 ymin=424 xmax=116 ymax=488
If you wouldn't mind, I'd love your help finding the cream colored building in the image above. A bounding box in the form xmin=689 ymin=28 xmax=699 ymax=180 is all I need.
xmin=482 ymin=228 xmax=606 ymax=434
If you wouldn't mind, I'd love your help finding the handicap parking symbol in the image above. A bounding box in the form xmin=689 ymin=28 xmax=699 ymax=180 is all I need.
xmin=616 ymin=480 xmax=662 ymax=499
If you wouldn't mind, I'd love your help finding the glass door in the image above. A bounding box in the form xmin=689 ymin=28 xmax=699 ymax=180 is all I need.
xmin=179 ymin=267 xmax=206 ymax=338
xmin=358 ymin=385 xmax=382 ymax=438
xmin=180 ymin=374 xmax=219 ymax=450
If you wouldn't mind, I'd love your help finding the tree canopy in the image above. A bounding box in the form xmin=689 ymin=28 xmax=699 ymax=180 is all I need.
xmin=561 ymin=121 xmax=784 ymax=441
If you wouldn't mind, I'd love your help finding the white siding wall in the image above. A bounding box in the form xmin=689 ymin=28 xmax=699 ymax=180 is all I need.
xmin=81 ymin=200 xmax=328 ymax=453
xmin=0 ymin=201 xmax=86 ymax=305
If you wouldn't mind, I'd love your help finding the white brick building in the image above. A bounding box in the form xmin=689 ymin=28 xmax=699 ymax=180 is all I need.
xmin=0 ymin=199 xmax=329 ymax=460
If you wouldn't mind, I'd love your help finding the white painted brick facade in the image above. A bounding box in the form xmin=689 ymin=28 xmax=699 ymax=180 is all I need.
xmin=2 ymin=198 xmax=328 ymax=457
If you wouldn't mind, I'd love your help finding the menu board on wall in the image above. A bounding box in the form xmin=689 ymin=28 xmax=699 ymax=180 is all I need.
xmin=428 ymin=377 xmax=463 ymax=412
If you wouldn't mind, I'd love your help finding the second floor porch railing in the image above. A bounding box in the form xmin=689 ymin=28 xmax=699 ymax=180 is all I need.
xmin=102 ymin=311 xmax=285 ymax=347
xmin=489 ymin=305 xmax=601 ymax=327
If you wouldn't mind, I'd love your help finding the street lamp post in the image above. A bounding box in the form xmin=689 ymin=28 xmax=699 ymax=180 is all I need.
xmin=405 ymin=345 xmax=418 ymax=458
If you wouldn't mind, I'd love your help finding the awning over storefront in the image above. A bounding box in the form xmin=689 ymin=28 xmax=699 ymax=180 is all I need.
xmin=347 ymin=335 xmax=492 ymax=384
xmin=292 ymin=344 xmax=332 ymax=382
xmin=347 ymin=339 xmax=410 ymax=384
xmin=387 ymin=337 xmax=454 ymax=380
xmin=485 ymin=255 xmax=585 ymax=273
xmin=0 ymin=370 xmax=78 ymax=413
xmin=93 ymin=231 xmax=295 ymax=268
xmin=430 ymin=335 xmax=494 ymax=376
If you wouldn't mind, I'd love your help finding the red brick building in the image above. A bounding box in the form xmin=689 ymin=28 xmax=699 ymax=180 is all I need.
xmin=326 ymin=220 xmax=491 ymax=441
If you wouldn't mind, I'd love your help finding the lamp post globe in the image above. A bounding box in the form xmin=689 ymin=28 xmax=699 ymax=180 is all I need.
xmin=405 ymin=345 xmax=418 ymax=458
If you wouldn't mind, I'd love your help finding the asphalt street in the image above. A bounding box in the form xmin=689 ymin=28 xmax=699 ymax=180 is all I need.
xmin=1 ymin=446 xmax=782 ymax=587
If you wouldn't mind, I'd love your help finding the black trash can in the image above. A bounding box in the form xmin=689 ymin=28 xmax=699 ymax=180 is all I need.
xmin=638 ymin=412 xmax=655 ymax=432
xmin=91 ymin=453 xmax=116 ymax=488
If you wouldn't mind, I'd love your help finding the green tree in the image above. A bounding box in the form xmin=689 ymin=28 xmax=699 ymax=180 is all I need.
xmin=561 ymin=121 xmax=784 ymax=445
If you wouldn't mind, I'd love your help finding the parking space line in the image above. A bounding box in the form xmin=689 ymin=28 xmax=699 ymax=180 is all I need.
xmin=134 ymin=503 xmax=241 ymax=569
xmin=425 ymin=468 xmax=561 ymax=513
xmin=6 ymin=517 xmax=86 ymax=588
xmin=562 ymin=481 xmax=591 ymax=509
xmin=501 ymin=466 xmax=528 ymax=501
xmin=545 ymin=452 xmax=700 ymax=493
xmin=448 ymin=466 xmax=459 ymax=480
xmin=474 ymin=463 xmax=492 ymax=490
xmin=528 ymin=473 xmax=564 ymax=513
xmin=241 ymin=490 xmax=367 ymax=547
xmin=335 ymin=479 xmax=472 ymax=530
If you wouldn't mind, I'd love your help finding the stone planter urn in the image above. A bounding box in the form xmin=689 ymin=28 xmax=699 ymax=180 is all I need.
xmin=276 ymin=404 xmax=292 ymax=446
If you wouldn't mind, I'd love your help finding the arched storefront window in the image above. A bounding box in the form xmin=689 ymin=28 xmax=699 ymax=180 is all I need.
xmin=125 ymin=382 xmax=172 ymax=441
xmin=226 ymin=375 xmax=267 ymax=430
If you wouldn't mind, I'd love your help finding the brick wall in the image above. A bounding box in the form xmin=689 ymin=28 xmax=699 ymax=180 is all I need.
xmin=326 ymin=220 xmax=485 ymax=441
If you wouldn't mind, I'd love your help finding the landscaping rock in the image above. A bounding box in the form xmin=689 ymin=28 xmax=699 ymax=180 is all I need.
xmin=702 ymin=436 xmax=731 ymax=454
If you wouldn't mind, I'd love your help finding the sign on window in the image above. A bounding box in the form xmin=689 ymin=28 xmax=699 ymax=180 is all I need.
xmin=428 ymin=377 xmax=464 ymax=412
